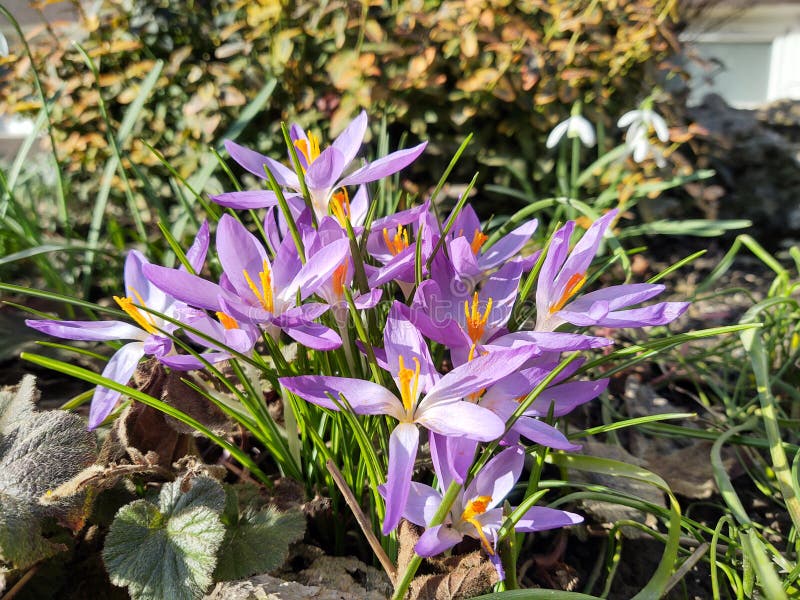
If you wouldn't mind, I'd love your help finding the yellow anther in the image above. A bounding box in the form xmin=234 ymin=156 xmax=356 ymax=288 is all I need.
xmin=461 ymin=495 xmax=495 ymax=555
xmin=549 ymin=272 xmax=587 ymax=314
xmin=470 ymin=229 xmax=488 ymax=254
xmin=294 ymin=131 xmax=321 ymax=167
xmin=216 ymin=311 xmax=239 ymax=330
xmin=463 ymin=292 xmax=492 ymax=344
xmin=398 ymin=355 xmax=421 ymax=414
xmin=242 ymin=259 xmax=275 ymax=313
xmin=330 ymin=188 xmax=351 ymax=227
xmin=114 ymin=288 xmax=157 ymax=335
xmin=383 ymin=226 xmax=410 ymax=256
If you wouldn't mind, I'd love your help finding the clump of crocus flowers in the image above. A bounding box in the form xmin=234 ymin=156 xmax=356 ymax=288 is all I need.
xmin=26 ymin=108 xmax=689 ymax=596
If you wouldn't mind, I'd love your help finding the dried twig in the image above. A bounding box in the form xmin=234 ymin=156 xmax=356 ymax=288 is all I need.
xmin=326 ymin=459 xmax=397 ymax=584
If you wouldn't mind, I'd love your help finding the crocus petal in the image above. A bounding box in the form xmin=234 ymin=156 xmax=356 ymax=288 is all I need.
xmin=556 ymin=210 xmax=617 ymax=294
xmin=562 ymin=302 xmax=689 ymax=328
xmin=384 ymin=303 xmax=438 ymax=392
xmin=306 ymin=146 xmax=345 ymax=192
xmin=513 ymin=417 xmax=581 ymax=451
xmin=489 ymin=331 xmax=613 ymax=352
xmin=281 ymin=320 xmax=342 ymax=351
xmin=477 ymin=219 xmax=538 ymax=271
xmin=88 ymin=341 xmax=145 ymax=429
xmin=271 ymin=235 xmax=304 ymax=293
xmin=466 ymin=446 xmax=524 ymax=504
xmin=332 ymin=110 xmax=367 ymax=166
xmin=416 ymin=401 xmax=504 ymax=442
xmin=480 ymin=260 xmax=524 ymax=332
xmin=422 ymin=346 xmax=539 ymax=408
xmin=430 ymin=432 xmax=477 ymax=486
xmin=143 ymin=264 xmax=224 ymax=311
xmin=535 ymin=222 xmax=573 ymax=312
xmin=210 ymin=190 xmax=279 ymax=210
xmin=565 ymin=283 xmax=665 ymax=313
xmin=448 ymin=237 xmax=481 ymax=280
xmin=281 ymin=238 xmax=350 ymax=302
xmin=339 ymin=142 xmax=427 ymax=187
xmin=216 ymin=214 xmax=270 ymax=300
xmin=515 ymin=506 xmax=583 ymax=532
xmin=367 ymin=245 xmax=417 ymax=287
xmin=527 ymin=379 xmax=609 ymax=418
xmin=383 ymin=423 xmax=420 ymax=534
xmin=349 ymin=185 xmax=369 ymax=226
xmin=184 ymin=220 xmax=210 ymax=274
xmin=401 ymin=294 xmax=467 ymax=349
xmin=546 ymin=120 xmax=570 ymax=149
xmin=404 ymin=482 xmax=442 ymax=527
xmin=279 ymin=375 xmax=404 ymax=418
xmin=415 ymin=525 xmax=463 ymax=557
xmin=353 ymin=289 xmax=382 ymax=310
xmin=159 ymin=352 xmax=230 ymax=371
xmin=224 ymin=140 xmax=299 ymax=187
xmin=26 ymin=319 xmax=145 ymax=343
xmin=125 ymin=251 xmax=169 ymax=313
xmin=278 ymin=302 xmax=330 ymax=323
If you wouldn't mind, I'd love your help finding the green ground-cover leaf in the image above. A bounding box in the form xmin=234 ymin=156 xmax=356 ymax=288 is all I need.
xmin=103 ymin=477 xmax=227 ymax=600
xmin=0 ymin=376 xmax=96 ymax=570
xmin=214 ymin=504 xmax=305 ymax=581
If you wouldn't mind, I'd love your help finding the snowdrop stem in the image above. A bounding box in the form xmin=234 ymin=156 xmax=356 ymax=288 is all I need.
xmin=569 ymin=134 xmax=581 ymax=203
xmin=391 ymin=479 xmax=463 ymax=600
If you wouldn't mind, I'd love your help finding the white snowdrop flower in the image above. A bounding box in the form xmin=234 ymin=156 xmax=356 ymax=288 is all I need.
xmin=546 ymin=114 xmax=596 ymax=149
xmin=618 ymin=107 xmax=670 ymax=165
xmin=0 ymin=32 xmax=8 ymax=58
xmin=626 ymin=126 xmax=667 ymax=167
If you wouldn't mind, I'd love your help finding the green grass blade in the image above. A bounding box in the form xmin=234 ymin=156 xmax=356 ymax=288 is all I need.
xmin=548 ymin=453 xmax=682 ymax=600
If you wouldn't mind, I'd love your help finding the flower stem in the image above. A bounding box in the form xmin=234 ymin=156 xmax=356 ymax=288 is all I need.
xmin=391 ymin=480 xmax=462 ymax=599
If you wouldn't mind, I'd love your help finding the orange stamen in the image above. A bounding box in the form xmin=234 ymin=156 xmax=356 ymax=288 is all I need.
xmin=114 ymin=288 xmax=157 ymax=335
xmin=332 ymin=262 xmax=348 ymax=298
xmin=330 ymin=188 xmax=351 ymax=227
xmin=216 ymin=311 xmax=239 ymax=330
xmin=461 ymin=495 xmax=495 ymax=555
xmin=294 ymin=131 xmax=321 ymax=168
xmin=242 ymin=259 xmax=275 ymax=313
xmin=463 ymin=292 xmax=493 ymax=344
xmin=470 ymin=229 xmax=488 ymax=254
xmin=383 ymin=226 xmax=410 ymax=256
xmin=549 ymin=272 xmax=587 ymax=314
xmin=398 ymin=355 xmax=421 ymax=414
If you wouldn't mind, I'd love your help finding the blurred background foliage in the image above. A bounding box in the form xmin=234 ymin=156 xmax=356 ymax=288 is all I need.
xmin=0 ymin=0 xmax=691 ymax=224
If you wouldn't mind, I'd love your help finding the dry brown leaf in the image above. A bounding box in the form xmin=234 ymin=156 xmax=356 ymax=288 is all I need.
xmin=407 ymin=550 xmax=499 ymax=600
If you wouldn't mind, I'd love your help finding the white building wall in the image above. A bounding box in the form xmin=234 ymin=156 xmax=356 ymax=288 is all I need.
xmin=684 ymin=2 xmax=800 ymax=107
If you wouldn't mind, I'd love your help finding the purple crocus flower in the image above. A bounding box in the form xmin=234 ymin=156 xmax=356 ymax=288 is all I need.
xmin=403 ymin=446 xmax=582 ymax=573
xmin=303 ymin=216 xmax=382 ymax=327
xmin=446 ymin=204 xmax=538 ymax=280
xmin=280 ymin=303 xmax=540 ymax=534
xmin=535 ymin=210 xmax=689 ymax=332
xmin=144 ymin=214 xmax=349 ymax=351
xmin=404 ymin=251 xmax=523 ymax=366
xmin=365 ymin=201 xmax=436 ymax=295
xmin=216 ymin=111 xmax=427 ymax=225
xmin=429 ymin=353 xmax=608 ymax=486
xmin=158 ymin=306 xmax=260 ymax=371
xmin=25 ymin=223 xmax=211 ymax=429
